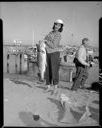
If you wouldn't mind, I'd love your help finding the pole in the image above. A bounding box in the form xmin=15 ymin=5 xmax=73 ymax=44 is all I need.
xmin=33 ymin=30 xmax=34 ymax=47
xmin=72 ymin=33 xmax=73 ymax=44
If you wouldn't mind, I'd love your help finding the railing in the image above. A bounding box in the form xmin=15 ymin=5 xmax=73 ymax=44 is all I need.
xmin=4 ymin=45 xmax=37 ymax=74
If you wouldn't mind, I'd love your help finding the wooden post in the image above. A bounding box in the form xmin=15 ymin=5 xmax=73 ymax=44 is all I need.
xmin=27 ymin=55 xmax=29 ymax=72
xmin=15 ymin=54 xmax=17 ymax=73
xmin=7 ymin=53 xmax=10 ymax=73
xmin=64 ymin=55 xmax=67 ymax=62
xmin=19 ymin=53 xmax=22 ymax=74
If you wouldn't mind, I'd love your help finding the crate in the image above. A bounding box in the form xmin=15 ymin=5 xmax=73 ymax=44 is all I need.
xmin=59 ymin=63 xmax=75 ymax=82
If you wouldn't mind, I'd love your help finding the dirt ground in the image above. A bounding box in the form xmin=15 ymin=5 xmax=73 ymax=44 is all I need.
xmin=3 ymin=73 xmax=99 ymax=127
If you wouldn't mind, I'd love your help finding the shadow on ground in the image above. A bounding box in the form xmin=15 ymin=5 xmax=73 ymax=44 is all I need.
xmin=19 ymin=111 xmax=57 ymax=127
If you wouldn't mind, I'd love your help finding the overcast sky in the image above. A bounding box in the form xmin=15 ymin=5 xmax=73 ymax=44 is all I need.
xmin=0 ymin=2 xmax=102 ymax=47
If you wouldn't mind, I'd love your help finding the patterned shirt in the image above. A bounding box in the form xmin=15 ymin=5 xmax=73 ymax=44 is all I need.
xmin=44 ymin=31 xmax=61 ymax=53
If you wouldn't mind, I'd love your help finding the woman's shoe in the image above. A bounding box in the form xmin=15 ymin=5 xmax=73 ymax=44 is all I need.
xmin=44 ymin=85 xmax=53 ymax=93
xmin=51 ymin=85 xmax=58 ymax=95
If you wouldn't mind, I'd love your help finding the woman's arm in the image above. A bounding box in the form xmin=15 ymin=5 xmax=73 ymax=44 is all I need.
xmin=44 ymin=32 xmax=61 ymax=49
xmin=44 ymin=40 xmax=55 ymax=49
xmin=44 ymin=32 xmax=55 ymax=48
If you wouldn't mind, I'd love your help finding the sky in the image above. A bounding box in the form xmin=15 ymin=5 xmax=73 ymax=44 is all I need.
xmin=0 ymin=2 xmax=102 ymax=47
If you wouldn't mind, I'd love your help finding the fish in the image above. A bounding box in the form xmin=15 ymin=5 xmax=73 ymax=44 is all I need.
xmin=37 ymin=40 xmax=47 ymax=82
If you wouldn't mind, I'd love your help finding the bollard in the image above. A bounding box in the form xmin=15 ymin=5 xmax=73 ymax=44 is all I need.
xmin=7 ymin=53 xmax=10 ymax=73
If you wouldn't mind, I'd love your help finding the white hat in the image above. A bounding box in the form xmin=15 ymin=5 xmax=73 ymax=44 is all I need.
xmin=55 ymin=19 xmax=64 ymax=24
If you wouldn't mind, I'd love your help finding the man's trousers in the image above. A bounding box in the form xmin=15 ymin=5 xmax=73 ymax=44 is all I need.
xmin=71 ymin=64 xmax=88 ymax=90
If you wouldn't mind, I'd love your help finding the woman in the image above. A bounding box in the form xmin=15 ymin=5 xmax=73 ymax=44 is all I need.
xmin=44 ymin=19 xmax=64 ymax=94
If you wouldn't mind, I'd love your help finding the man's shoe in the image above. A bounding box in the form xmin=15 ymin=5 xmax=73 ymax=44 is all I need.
xmin=80 ymin=86 xmax=86 ymax=89
xmin=70 ymin=87 xmax=77 ymax=91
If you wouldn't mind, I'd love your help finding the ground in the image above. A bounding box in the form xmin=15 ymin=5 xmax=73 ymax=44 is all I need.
xmin=3 ymin=73 xmax=99 ymax=127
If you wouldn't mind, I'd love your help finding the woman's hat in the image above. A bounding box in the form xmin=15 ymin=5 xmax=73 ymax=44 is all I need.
xmin=54 ymin=19 xmax=64 ymax=25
